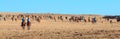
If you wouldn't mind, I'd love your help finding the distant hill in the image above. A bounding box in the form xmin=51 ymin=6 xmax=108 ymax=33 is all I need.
xmin=0 ymin=12 xmax=22 ymax=15
xmin=0 ymin=12 xmax=102 ymax=16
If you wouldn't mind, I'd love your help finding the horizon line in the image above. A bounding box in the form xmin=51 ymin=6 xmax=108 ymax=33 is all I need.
xmin=0 ymin=12 xmax=120 ymax=16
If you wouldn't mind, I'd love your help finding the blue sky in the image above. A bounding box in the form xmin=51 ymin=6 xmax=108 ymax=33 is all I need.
xmin=0 ymin=0 xmax=120 ymax=15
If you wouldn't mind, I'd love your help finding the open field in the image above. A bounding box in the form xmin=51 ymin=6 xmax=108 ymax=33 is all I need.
xmin=0 ymin=13 xmax=120 ymax=39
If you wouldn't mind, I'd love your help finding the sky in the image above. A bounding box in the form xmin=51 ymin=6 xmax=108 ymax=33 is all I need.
xmin=0 ymin=0 xmax=120 ymax=15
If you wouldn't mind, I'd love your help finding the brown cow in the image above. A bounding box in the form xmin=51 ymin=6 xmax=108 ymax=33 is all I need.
xmin=36 ymin=16 xmax=42 ymax=22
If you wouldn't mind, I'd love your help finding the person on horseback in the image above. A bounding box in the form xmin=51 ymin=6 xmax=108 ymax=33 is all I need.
xmin=92 ymin=17 xmax=97 ymax=23
xmin=27 ymin=16 xmax=31 ymax=30
xmin=21 ymin=16 xmax=26 ymax=30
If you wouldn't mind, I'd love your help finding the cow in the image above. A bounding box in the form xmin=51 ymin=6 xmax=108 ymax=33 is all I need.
xmin=58 ymin=16 xmax=63 ymax=21
xmin=69 ymin=16 xmax=75 ymax=22
xmin=117 ymin=17 xmax=120 ymax=22
xmin=36 ymin=16 xmax=42 ymax=22
xmin=103 ymin=16 xmax=120 ymax=22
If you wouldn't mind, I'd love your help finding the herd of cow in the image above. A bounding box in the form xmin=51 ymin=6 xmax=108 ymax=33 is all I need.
xmin=103 ymin=16 xmax=120 ymax=22
xmin=0 ymin=14 xmax=120 ymax=23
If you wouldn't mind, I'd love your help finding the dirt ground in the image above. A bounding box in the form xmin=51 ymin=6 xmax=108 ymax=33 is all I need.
xmin=0 ymin=19 xmax=120 ymax=39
